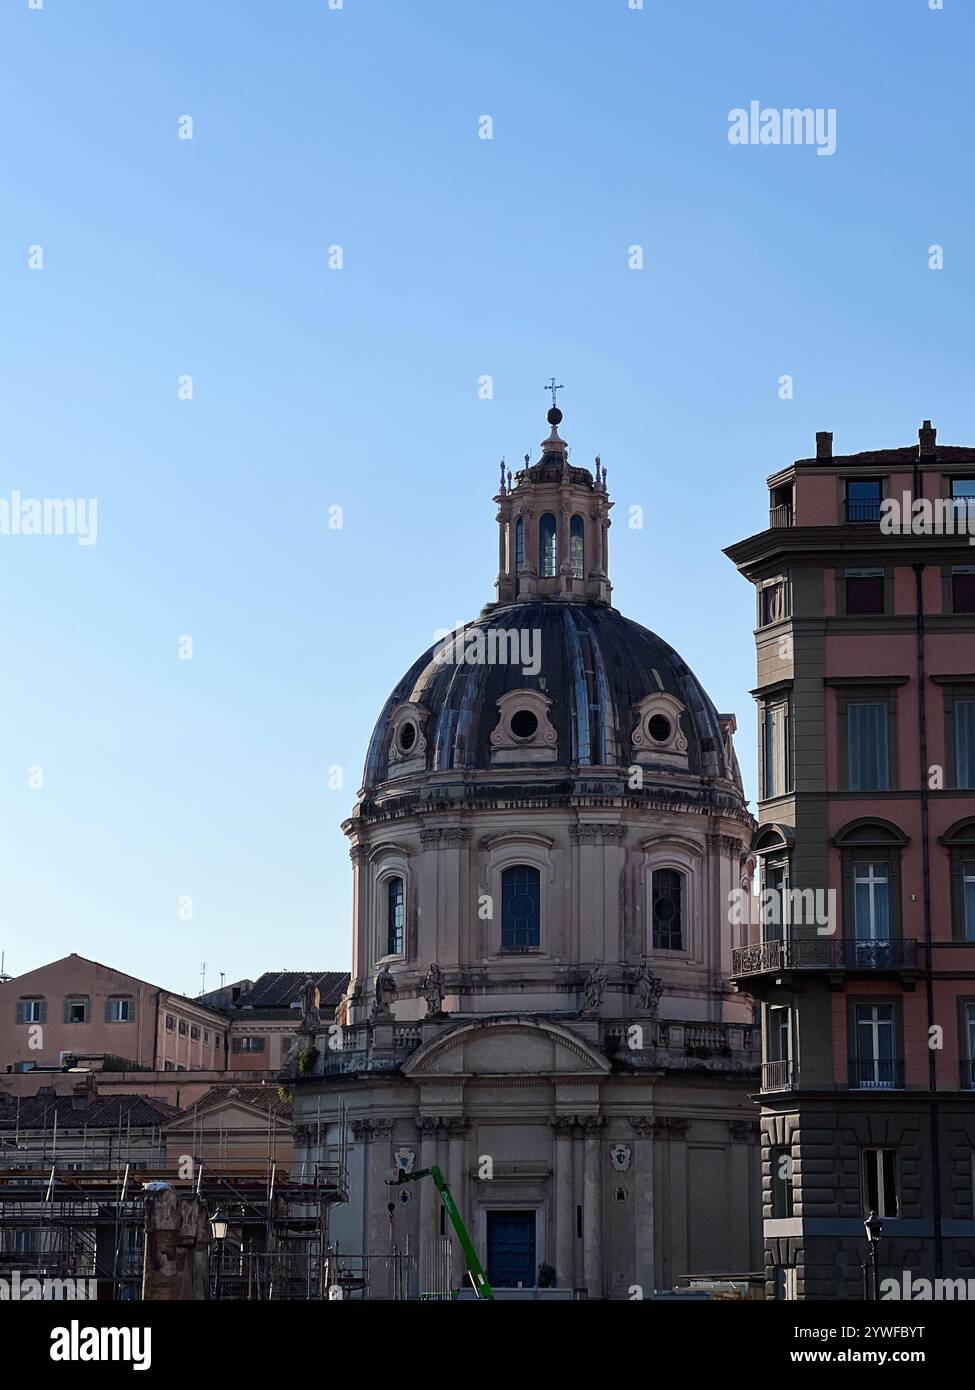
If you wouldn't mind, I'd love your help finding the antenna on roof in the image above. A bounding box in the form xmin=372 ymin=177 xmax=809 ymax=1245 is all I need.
xmin=0 ymin=951 xmax=10 ymax=983
xmin=200 ymin=961 xmax=207 ymax=994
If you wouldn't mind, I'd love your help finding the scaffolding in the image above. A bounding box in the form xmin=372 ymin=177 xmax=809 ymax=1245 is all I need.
xmin=0 ymin=1102 xmax=349 ymax=1300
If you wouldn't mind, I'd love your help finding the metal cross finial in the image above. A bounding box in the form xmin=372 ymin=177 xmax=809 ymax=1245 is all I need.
xmin=544 ymin=377 xmax=564 ymax=408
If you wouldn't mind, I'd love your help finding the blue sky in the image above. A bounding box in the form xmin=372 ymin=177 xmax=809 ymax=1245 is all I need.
xmin=0 ymin=0 xmax=969 ymax=991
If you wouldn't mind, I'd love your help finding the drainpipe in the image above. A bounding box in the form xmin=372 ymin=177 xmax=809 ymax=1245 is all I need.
xmin=913 ymin=455 xmax=943 ymax=1279
xmin=152 ymin=990 xmax=161 ymax=1070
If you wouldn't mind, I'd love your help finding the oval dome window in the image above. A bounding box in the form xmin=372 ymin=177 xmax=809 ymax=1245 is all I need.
xmin=398 ymin=722 xmax=417 ymax=752
xmin=647 ymin=714 xmax=671 ymax=743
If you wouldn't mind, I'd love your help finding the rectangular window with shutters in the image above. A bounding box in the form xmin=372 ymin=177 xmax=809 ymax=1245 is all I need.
xmin=106 ymin=997 xmax=133 ymax=1023
xmin=190 ymin=1024 xmax=200 ymax=1041
xmin=763 ymin=864 xmax=790 ymax=944
xmin=16 ymin=998 xmax=46 ymax=1024
xmin=763 ymin=1005 xmax=794 ymax=1090
xmin=232 ymin=1036 xmax=265 ymax=1054
xmin=853 ymin=862 xmax=891 ymax=942
xmin=963 ymin=1003 xmax=975 ymax=1090
xmin=165 ymin=1014 xmax=175 ymax=1032
xmin=178 ymin=1019 xmax=188 ymax=1035
xmin=761 ymin=700 xmax=791 ymax=799
xmin=847 ymin=701 xmax=890 ymax=790
xmin=952 ymin=567 xmax=975 ymax=615
xmin=852 ymin=1002 xmax=900 ymax=1089
xmin=844 ymin=569 xmax=885 ymax=615
xmin=64 ymin=998 xmax=89 ymax=1024
xmin=862 ymin=1147 xmax=899 ymax=1218
xmin=955 ymin=700 xmax=975 ymax=787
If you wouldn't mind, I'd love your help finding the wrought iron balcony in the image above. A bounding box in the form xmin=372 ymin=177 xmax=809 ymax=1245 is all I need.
xmin=848 ymin=1057 xmax=904 ymax=1090
xmin=761 ymin=1059 xmax=796 ymax=1092
xmin=769 ymin=504 xmax=794 ymax=528
xmin=845 ymin=499 xmax=882 ymax=524
xmin=732 ymin=937 xmax=919 ymax=980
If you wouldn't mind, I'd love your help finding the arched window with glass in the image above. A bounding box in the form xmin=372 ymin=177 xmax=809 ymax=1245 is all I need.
xmin=386 ymin=876 xmax=405 ymax=956
xmin=651 ymin=868 xmax=684 ymax=951
xmin=539 ymin=513 xmax=557 ymax=578
xmin=501 ymin=864 xmax=541 ymax=950
xmin=570 ymin=515 xmax=585 ymax=579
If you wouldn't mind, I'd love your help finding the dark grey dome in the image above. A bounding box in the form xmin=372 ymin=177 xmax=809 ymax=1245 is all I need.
xmin=362 ymin=602 xmax=738 ymax=790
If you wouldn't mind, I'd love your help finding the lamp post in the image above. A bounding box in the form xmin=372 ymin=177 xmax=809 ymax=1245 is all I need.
xmin=864 ymin=1210 xmax=884 ymax=1301
xmin=210 ymin=1206 xmax=228 ymax=1301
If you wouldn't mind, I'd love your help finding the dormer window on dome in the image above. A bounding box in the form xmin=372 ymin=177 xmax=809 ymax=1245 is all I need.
xmin=632 ymin=692 xmax=689 ymax=770
xmin=494 ymin=396 xmax=612 ymax=606
xmin=491 ymin=689 xmax=557 ymax=765
xmin=387 ymin=701 xmax=429 ymax=776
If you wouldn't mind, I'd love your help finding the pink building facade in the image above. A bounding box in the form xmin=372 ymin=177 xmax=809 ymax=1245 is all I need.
xmin=727 ymin=423 xmax=975 ymax=1299
xmin=0 ymin=955 xmax=228 ymax=1077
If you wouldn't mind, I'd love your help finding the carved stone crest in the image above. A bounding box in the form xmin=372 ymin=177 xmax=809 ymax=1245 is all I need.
xmin=610 ymin=1143 xmax=632 ymax=1173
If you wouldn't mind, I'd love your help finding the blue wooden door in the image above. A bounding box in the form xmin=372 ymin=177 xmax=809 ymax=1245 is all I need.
xmin=486 ymin=1211 xmax=536 ymax=1288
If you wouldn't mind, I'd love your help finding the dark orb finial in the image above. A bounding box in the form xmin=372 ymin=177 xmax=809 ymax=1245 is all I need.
xmin=547 ymin=405 xmax=563 ymax=427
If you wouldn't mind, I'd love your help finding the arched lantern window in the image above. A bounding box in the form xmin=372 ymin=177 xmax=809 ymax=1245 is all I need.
xmin=539 ymin=514 xmax=557 ymax=578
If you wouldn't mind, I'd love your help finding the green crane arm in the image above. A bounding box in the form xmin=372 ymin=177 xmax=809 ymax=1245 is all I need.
xmin=392 ymin=1164 xmax=494 ymax=1300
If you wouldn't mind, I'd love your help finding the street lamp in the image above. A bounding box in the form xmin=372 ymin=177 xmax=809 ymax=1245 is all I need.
xmin=210 ymin=1207 xmax=228 ymax=1300
xmin=863 ymin=1210 xmax=884 ymax=1301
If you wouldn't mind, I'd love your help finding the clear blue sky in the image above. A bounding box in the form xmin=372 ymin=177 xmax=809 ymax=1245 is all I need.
xmin=0 ymin=0 xmax=969 ymax=992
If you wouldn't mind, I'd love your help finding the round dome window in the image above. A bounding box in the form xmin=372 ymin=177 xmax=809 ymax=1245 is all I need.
xmin=398 ymin=722 xmax=417 ymax=752
xmin=647 ymin=714 xmax=671 ymax=743
xmin=510 ymin=709 xmax=539 ymax=740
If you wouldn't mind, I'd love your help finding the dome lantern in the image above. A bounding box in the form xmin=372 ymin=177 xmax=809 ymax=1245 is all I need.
xmin=494 ymin=389 xmax=612 ymax=606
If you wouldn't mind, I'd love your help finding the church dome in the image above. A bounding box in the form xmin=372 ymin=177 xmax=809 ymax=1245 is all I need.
xmin=362 ymin=600 xmax=740 ymax=792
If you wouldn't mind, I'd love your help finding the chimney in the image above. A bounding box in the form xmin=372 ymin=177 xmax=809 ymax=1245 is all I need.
xmin=816 ymin=431 xmax=833 ymax=459
xmin=918 ymin=420 xmax=937 ymax=458
xmin=71 ymin=1074 xmax=97 ymax=1109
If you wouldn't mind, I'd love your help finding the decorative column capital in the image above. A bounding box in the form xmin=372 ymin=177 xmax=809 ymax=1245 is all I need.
xmin=581 ymin=1116 xmax=606 ymax=1135
xmin=416 ymin=1115 xmax=443 ymax=1135
xmin=628 ymin=1117 xmax=656 ymax=1138
xmin=551 ymin=1114 xmax=578 ymax=1134
xmin=420 ymin=827 xmax=473 ymax=848
xmin=658 ymin=1116 xmax=690 ymax=1140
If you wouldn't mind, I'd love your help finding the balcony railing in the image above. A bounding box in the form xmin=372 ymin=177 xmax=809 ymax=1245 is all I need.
xmin=845 ymin=499 xmax=882 ymax=524
xmin=848 ymin=1058 xmax=904 ymax=1090
xmin=732 ymin=937 xmax=919 ymax=978
xmin=761 ymin=1059 xmax=796 ymax=1092
xmin=769 ymin=504 xmax=794 ymax=528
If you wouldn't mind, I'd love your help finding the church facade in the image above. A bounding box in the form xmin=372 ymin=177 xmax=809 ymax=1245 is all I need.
xmin=288 ymin=404 xmax=762 ymax=1298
